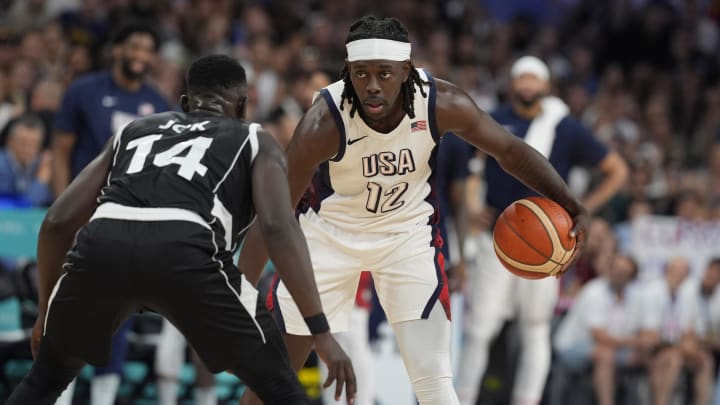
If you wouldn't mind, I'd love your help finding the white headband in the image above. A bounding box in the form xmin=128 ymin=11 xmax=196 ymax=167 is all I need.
xmin=346 ymin=39 xmax=411 ymax=62
xmin=510 ymin=56 xmax=550 ymax=82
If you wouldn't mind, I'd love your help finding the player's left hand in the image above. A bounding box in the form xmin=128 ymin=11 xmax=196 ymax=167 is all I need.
xmin=556 ymin=208 xmax=589 ymax=277
xmin=313 ymin=332 xmax=357 ymax=404
xmin=31 ymin=313 xmax=44 ymax=359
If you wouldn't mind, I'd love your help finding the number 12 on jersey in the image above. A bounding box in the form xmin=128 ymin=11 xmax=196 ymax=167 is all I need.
xmin=366 ymin=182 xmax=408 ymax=213
xmin=125 ymin=134 xmax=213 ymax=180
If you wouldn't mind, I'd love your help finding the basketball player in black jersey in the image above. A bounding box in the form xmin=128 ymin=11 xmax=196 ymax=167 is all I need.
xmin=6 ymin=55 xmax=356 ymax=405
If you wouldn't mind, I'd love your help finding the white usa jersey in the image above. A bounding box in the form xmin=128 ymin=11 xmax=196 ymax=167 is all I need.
xmin=298 ymin=69 xmax=441 ymax=234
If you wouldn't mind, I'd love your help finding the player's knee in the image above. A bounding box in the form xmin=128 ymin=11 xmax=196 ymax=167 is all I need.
xmin=25 ymin=343 xmax=83 ymax=396
xmin=412 ymin=375 xmax=456 ymax=404
xmin=405 ymin=351 xmax=452 ymax=384
xmin=249 ymin=377 xmax=308 ymax=405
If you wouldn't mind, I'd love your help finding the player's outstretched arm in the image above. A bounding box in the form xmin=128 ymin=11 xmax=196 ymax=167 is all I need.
xmin=50 ymin=131 xmax=77 ymax=198
xmin=238 ymin=97 xmax=340 ymax=285
xmin=34 ymin=139 xmax=114 ymax=357
xmin=250 ymin=129 xmax=355 ymax=402
xmin=434 ymin=79 xmax=589 ymax=267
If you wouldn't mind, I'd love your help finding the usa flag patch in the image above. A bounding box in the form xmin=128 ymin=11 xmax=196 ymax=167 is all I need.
xmin=411 ymin=120 xmax=427 ymax=132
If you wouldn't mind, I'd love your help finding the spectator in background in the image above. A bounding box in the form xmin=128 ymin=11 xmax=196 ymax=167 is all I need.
xmin=639 ymin=257 xmax=715 ymax=405
xmin=456 ymin=57 xmax=628 ymax=405
xmin=28 ymin=80 xmax=64 ymax=146
xmin=0 ymin=69 xmax=22 ymax=134
xmin=63 ymin=43 xmax=93 ymax=85
xmin=691 ymin=259 xmax=720 ymax=405
xmin=0 ymin=114 xmax=51 ymax=207
xmin=0 ymin=0 xmax=60 ymax=35
xmin=613 ymin=198 xmax=653 ymax=254
xmin=559 ymin=217 xmax=618 ymax=311
xmin=41 ymin=22 xmax=70 ymax=81
xmin=7 ymin=58 xmax=36 ymax=114
xmin=50 ymin=20 xmax=169 ymax=405
xmin=52 ymin=20 xmax=169 ymax=197
xmin=553 ymin=254 xmax=644 ymax=405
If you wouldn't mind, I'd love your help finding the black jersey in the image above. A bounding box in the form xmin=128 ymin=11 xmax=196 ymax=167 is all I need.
xmin=97 ymin=111 xmax=259 ymax=257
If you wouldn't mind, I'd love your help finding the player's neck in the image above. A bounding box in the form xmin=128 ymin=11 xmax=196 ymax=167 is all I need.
xmin=512 ymin=102 xmax=542 ymax=120
xmin=111 ymin=66 xmax=143 ymax=92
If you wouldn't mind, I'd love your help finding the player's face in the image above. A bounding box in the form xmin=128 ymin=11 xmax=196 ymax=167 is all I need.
xmin=511 ymin=73 xmax=549 ymax=108
xmin=348 ymin=60 xmax=410 ymax=121
xmin=115 ymin=33 xmax=156 ymax=81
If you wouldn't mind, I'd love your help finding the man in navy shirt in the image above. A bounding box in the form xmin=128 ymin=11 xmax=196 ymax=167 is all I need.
xmin=52 ymin=21 xmax=169 ymax=196
xmin=456 ymin=56 xmax=628 ymax=405
xmin=50 ymin=21 xmax=170 ymax=405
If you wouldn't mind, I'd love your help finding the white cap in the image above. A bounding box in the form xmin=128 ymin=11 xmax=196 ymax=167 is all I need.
xmin=510 ymin=56 xmax=550 ymax=82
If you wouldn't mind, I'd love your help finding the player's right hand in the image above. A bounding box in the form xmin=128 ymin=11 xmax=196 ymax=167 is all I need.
xmin=31 ymin=314 xmax=44 ymax=359
xmin=313 ymin=332 xmax=356 ymax=404
xmin=556 ymin=207 xmax=590 ymax=277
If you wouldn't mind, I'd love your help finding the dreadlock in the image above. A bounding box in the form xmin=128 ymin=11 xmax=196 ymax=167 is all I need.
xmin=340 ymin=16 xmax=428 ymax=119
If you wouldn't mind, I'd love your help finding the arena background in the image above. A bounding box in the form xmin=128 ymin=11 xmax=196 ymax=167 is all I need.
xmin=0 ymin=0 xmax=719 ymax=404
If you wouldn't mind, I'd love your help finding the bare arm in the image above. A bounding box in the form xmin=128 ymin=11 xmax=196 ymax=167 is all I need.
xmin=582 ymin=151 xmax=629 ymax=214
xmin=252 ymin=129 xmax=356 ymax=400
xmin=51 ymin=131 xmax=77 ymax=198
xmin=38 ymin=139 xmax=112 ymax=314
xmin=434 ymin=80 xmax=589 ymax=264
xmin=239 ymin=98 xmax=340 ymax=285
xmin=435 ymin=79 xmax=584 ymax=218
xmin=251 ymin=130 xmax=328 ymax=317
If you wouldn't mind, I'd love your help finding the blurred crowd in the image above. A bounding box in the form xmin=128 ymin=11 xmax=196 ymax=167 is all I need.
xmin=0 ymin=0 xmax=720 ymax=404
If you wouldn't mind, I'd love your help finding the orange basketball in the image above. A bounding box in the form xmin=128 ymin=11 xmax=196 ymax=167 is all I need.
xmin=492 ymin=196 xmax=576 ymax=279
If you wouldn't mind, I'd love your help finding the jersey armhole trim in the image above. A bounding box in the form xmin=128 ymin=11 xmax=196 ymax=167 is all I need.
xmin=320 ymin=88 xmax=347 ymax=162
xmin=423 ymin=69 xmax=442 ymax=144
xmin=248 ymin=123 xmax=260 ymax=163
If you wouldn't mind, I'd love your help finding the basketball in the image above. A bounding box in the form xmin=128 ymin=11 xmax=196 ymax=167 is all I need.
xmin=492 ymin=196 xmax=576 ymax=279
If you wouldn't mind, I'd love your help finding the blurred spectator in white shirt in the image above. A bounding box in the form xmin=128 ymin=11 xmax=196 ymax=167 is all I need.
xmin=554 ymin=254 xmax=643 ymax=405
xmin=639 ymin=256 xmax=715 ymax=405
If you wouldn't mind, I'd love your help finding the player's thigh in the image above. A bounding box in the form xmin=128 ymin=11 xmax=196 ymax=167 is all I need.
xmin=149 ymin=260 xmax=279 ymax=372
xmin=272 ymin=224 xmax=362 ymax=335
xmin=467 ymin=231 xmax=514 ymax=320
xmin=42 ymin=270 xmax=137 ymax=367
xmin=43 ymin=222 xmax=139 ymax=366
xmin=272 ymin=268 xmax=360 ymax=335
xmin=516 ymin=276 xmax=559 ymax=323
xmin=373 ymin=246 xmax=450 ymax=324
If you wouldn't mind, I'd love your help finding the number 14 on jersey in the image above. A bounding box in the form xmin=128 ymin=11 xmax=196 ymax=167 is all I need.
xmin=125 ymin=134 xmax=214 ymax=180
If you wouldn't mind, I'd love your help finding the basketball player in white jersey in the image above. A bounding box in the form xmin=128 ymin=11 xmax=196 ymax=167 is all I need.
xmin=239 ymin=17 xmax=590 ymax=405
xmin=455 ymin=56 xmax=628 ymax=405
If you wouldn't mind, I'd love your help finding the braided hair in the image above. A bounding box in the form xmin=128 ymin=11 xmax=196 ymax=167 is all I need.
xmin=340 ymin=16 xmax=428 ymax=119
